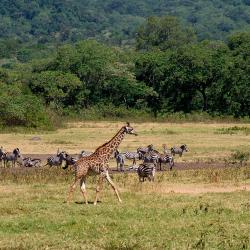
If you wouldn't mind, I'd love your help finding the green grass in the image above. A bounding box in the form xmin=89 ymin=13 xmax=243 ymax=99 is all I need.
xmin=215 ymin=126 xmax=250 ymax=135
xmin=0 ymin=167 xmax=249 ymax=249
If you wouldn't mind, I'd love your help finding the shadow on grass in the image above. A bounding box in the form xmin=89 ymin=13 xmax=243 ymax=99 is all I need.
xmin=74 ymin=200 xmax=102 ymax=205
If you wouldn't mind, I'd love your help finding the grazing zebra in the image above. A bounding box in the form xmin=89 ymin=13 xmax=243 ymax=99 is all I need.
xmin=0 ymin=146 xmax=5 ymax=167
xmin=158 ymin=154 xmax=174 ymax=170
xmin=22 ymin=157 xmax=41 ymax=167
xmin=122 ymin=151 xmax=143 ymax=165
xmin=137 ymin=144 xmax=154 ymax=155
xmin=137 ymin=163 xmax=156 ymax=182
xmin=43 ymin=150 xmax=67 ymax=167
xmin=142 ymin=149 xmax=160 ymax=165
xmin=114 ymin=149 xmax=143 ymax=171
xmin=171 ymin=144 xmax=188 ymax=157
xmin=79 ymin=150 xmax=93 ymax=158
xmin=62 ymin=153 xmax=78 ymax=170
xmin=3 ymin=148 xmax=22 ymax=168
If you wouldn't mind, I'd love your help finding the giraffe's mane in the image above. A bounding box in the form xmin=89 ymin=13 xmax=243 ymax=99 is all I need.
xmin=94 ymin=126 xmax=125 ymax=153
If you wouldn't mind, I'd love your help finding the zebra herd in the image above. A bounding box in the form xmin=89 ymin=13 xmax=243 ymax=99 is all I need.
xmin=0 ymin=144 xmax=188 ymax=182
xmin=0 ymin=147 xmax=93 ymax=169
xmin=114 ymin=144 xmax=188 ymax=182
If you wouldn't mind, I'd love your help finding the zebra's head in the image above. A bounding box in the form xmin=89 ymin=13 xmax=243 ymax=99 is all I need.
xmin=138 ymin=151 xmax=144 ymax=160
xmin=180 ymin=144 xmax=188 ymax=152
xmin=58 ymin=151 xmax=67 ymax=160
xmin=147 ymin=144 xmax=154 ymax=151
xmin=124 ymin=122 xmax=137 ymax=136
xmin=13 ymin=148 xmax=21 ymax=158
xmin=114 ymin=149 xmax=120 ymax=158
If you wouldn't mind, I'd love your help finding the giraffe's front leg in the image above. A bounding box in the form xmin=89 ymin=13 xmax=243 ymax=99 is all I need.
xmin=67 ymin=178 xmax=80 ymax=204
xmin=94 ymin=174 xmax=104 ymax=206
xmin=105 ymin=171 xmax=122 ymax=203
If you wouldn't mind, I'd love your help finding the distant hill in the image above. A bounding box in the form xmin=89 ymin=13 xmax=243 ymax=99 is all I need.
xmin=1 ymin=0 xmax=250 ymax=45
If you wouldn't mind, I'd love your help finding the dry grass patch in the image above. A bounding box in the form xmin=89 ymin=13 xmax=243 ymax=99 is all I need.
xmin=0 ymin=121 xmax=249 ymax=162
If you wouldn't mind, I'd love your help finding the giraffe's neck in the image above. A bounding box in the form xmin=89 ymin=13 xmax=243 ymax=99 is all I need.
xmin=94 ymin=127 xmax=126 ymax=160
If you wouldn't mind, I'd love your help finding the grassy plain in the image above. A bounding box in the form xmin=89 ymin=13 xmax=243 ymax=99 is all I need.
xmin=0 ymin=167 xmax=249 ymax=249
xmin=1 ymin=121 xmax=250 ymax=162
xmin=0 ymin=121 xmax=250 ymax=249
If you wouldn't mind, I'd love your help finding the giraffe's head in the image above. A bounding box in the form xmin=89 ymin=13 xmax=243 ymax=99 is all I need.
xmin=124 ymin=122 xmax=137 ymax=136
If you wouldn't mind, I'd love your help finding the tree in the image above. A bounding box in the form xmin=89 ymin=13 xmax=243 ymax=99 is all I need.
xmin=136 ymin=16 xmax=196 ymax=51
xmin=164 ymin=41 xmax=230 ymax=112
xmin=29 ymin=71 xmax=82 ymax=108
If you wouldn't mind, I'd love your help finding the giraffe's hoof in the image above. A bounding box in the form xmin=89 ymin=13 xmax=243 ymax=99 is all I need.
xmin=119 ymin=199 xmax=122 ymax=203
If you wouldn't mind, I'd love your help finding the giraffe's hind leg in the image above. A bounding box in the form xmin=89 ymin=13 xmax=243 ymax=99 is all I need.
xmin=105 ymin=171 xmax=122 ymax=203
xmin=67 ymin=178 xmax=80 ymax=203
xmin=80 ymin=177 xmax=88 ymax=205
xmin=94 ymin=175 xmax=104 ymax=205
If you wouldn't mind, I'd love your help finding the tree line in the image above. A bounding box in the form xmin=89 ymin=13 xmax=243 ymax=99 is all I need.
xmin=1 ymin=0 xmax=250 ymax=49
xmin=0 ymin=16 xmax=249 ymax=128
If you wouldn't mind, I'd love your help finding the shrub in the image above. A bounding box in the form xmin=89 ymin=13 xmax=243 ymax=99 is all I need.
xmin=0 ymin=82 xmax=53 ymax=129
xmin=225 ymin=150 xmax=250 ymax=167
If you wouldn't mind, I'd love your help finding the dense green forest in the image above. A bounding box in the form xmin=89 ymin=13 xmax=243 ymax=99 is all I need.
xmin=1 ymin=0 xmax=250 ymax=47
xmin=0 ymin=2 xmax=250 ymax=128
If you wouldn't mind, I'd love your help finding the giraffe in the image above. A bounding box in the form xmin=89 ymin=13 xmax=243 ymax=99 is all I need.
xmin=67 ymin=122 xmax=137 ymax=205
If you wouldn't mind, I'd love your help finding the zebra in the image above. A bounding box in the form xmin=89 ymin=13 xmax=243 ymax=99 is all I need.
xmin=79 ymin=150 xmax=93 ymax=158
xmin=122 ymin=151 xmax=143 ymax=165
xmin=114 ymin=149 xmax=143 ymax=171
xmin=142 ymin=149 xmax=160 ymax=165
xmin=0 ymin=146 xmax=5 ymax=167
xmin=62 ymin=151 xmax=93 ymax=170
xmin=3 ymin=148 xmax=22 ymax=168
xmin=43 ymin=150 xmax=67 ymax=167
xmin=171 ymin=144 xmax=188 ymax=157
xmin=137 ymin=144 xmax=154 ymax=155
xmin=114 ymin=149 xmax=125 ymax=171
xmin=158 ymin=154 xmax=174 ymax=170
xmin=21 ymin=157 xmax=41 ymax=167
xmin=137 ymin=163 xmax=156 ymax=182
xmin=62 ymin=153 xmax=78 ymax=170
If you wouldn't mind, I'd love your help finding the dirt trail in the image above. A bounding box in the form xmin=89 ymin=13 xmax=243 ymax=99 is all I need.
xmin=18 ymin=153 xmax=227 ymax=171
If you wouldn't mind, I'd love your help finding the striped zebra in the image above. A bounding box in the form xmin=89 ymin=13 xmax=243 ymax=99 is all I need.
xmin=79 ymin=150 xmax=93 ymax=158
xmin=114 ymin=149 xmax=125 ymax=171
xmin=62 ymin=153 xmax=78 ymax=170
xmin=3 ymin=148 xmax=22 ymax=168
xmin=114 ymin=150 xmax=142 ymax=171
xmin=137 ymin=163 xmax=156 ymax=182
xmin=142 ymin=149 xmax=160 ymax=165
xmin=158 ymin=154 xmax=174 ymax=170
xmin=22 ymin=157 xmax=41 ymax=167
xmin=123 ymin=151 xmax=142 ymax=165
xmin=137 ymin=144 xmax=153 ymax=155
xmin=44 ymin=150 xmax=67 ymax=167
xmin=171 ymin=144 xmax=188 ymax=157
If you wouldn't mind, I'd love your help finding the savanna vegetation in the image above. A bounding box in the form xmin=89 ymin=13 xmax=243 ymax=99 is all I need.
xmin=0 ymin=2 xmax=250 ymax=130
xmin=0 ymin=166 xmax=249 ymax=249
xmin=0 ymin=122 xmax=249 ymax=249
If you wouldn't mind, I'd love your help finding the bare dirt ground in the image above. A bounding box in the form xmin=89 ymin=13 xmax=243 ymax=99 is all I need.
xmin=19 ymin=153 xmax=227 ymax=170
xmin=0 ymin=153 xmax=230 ymax=172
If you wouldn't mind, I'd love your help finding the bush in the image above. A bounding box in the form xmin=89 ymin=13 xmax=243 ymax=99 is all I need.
xmin=0 ymin=83 xmax=53 ymax=129
xmin=225 ymin=150 xmax=250 ymax=167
